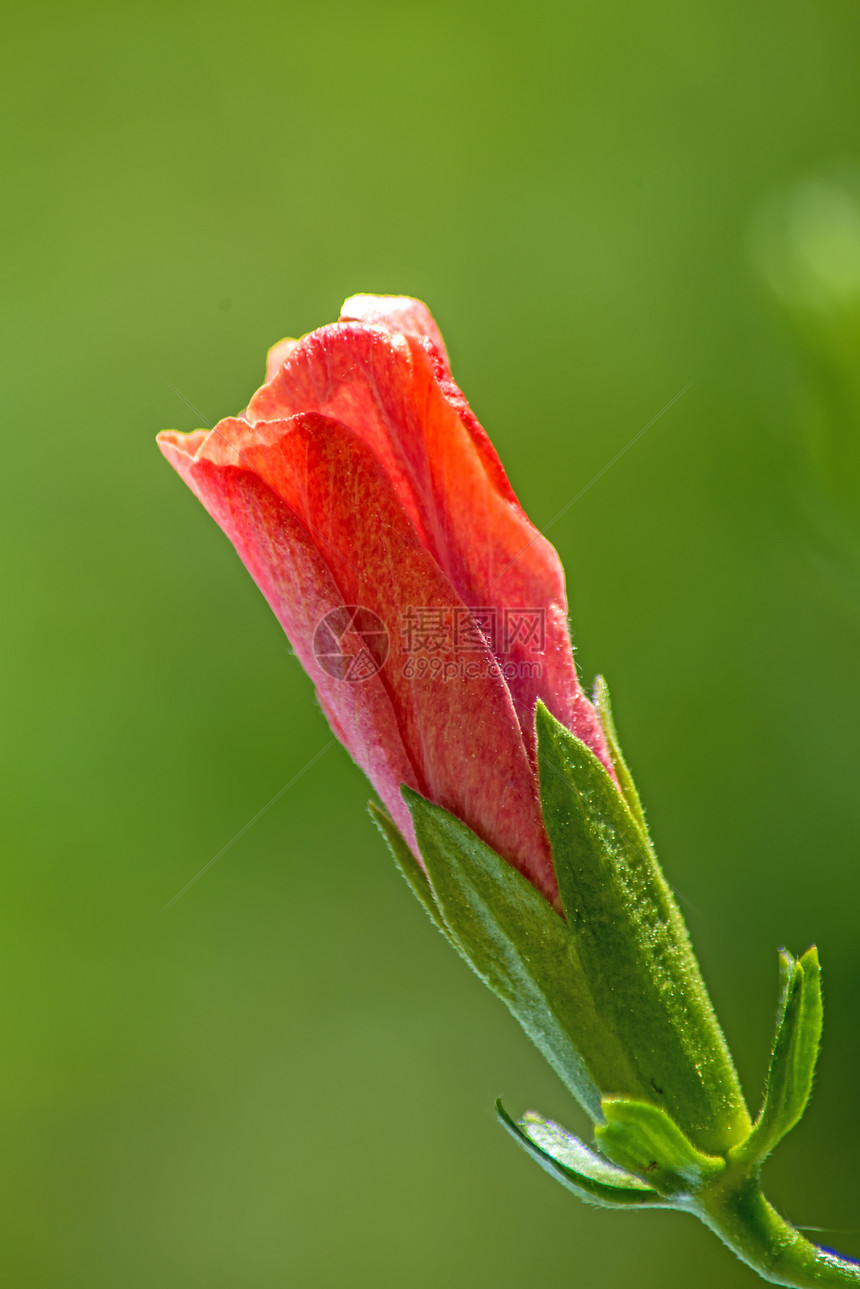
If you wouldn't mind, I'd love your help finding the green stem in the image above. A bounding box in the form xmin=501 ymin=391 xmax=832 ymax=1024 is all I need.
xmin=696 ymin=1176 xmax=860 ymax=1287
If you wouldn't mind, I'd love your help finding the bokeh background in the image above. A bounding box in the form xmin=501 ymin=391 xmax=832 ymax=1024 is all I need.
xmin=4 ymin=2 xmax=860 ymax=1285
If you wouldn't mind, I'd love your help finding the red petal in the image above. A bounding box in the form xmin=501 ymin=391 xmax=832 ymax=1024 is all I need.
xmin=189 ymin=413 xmax=558 ymax=906
xmin=246 ymin=321 xmax=611 ymax=772
xmin=157 ymin=429 xmax=421 ymax=853
xmin=338 ymin=294 xmax=450 ymax=367
xmin=264 ymin=337 xmax=300 ymax=383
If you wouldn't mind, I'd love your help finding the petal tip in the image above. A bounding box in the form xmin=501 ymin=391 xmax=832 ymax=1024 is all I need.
xmin=339 ymin=293 xmax=449 ymax=362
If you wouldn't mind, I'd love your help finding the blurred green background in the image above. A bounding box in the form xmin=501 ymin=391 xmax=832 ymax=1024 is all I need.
xmin=3 ymin=1 xmax=860 ymax=1285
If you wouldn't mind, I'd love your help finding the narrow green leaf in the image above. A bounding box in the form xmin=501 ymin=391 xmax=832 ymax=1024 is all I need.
xmin=732 ymin=946 xmax=823 ymax=1170
xmin=496 ymin=1100 xmax=668 ymax=1209
xmin=403 ymin=787 xmax=640 ymax=1121
xmin=595 ymin=1097 xmax=725 ymax=1198
xmin=368 ymin=801 xmax=454 ymax=942
xmin=535 ymin=701 xmax=751 ymax=1155
xmin=592 ymin=675 xmax=650 ymax=838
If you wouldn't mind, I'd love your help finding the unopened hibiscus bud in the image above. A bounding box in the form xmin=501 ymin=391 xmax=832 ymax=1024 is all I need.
xmin=159 ymin=297 xmax=860 ymax=1288
xmin=159 ymin=294 xmax=612 ymax=908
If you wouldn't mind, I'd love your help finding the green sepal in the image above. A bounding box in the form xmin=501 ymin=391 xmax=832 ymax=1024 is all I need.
xmin=731 ymin=946 xmax=823 ymax=1171
xmin=496 ymin=1100 xmax=669 ymax=1209
xmin=592 ymin=675 xmax=650 ymax=838
xmin=401 ymin=786 xmax=638 ymax=1121
xmin=368 ymin=802 xmax=454 ymax=944
xmin=535 ymin=701 xmax=751 ymax=1155
xmin=595 ymin=1097 xmax=726 ymax=1199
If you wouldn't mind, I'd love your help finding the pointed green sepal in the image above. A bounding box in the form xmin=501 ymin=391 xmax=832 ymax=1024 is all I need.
xmin=535 ymin=700 xmax=751 ymax=1155
xmin=731 ymin=946 xmax=823 ymax=1171
xmin=401 ymin=785 xmax=640 ymax=1121
xmin=368 ymin=802 xmax=455 ymax=944
xmin=595 ymin=1097 xmax=726 ymax=1199
xmin=592 ymin=675 xmax=650 ymax=839
xmin=496 ymin=1100 xmax=669 ymax=1208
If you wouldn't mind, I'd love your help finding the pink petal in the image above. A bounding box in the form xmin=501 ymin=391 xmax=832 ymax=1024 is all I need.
xmin=191 ymin=412 xmax=558 ymax=906
xmin=265 ymin=337 xmax=301 ymax=384
xmin=245 ymin=320 xmax=611 ymax=772
xmin=157 ymin=428 xmax=421 ymax=852
xmin=338 ymin=294 xmax=450 ymax=367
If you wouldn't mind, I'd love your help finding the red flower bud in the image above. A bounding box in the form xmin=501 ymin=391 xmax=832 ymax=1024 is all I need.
xmin=158 ymin=296 xmax=613 ymax=908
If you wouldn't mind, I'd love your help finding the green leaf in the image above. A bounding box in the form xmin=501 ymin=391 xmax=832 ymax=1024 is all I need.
xmin=731 ymin=946 xmax=823 ymax=1170
xmin=535 ymin=701 xmax=751 ymax=1156
xmin=496 ymin=1100 xmax=668 ymax=1209
xmin=402 ymin=787 xmax=640 ymax=1121
xmin=592 ymin=675 xmax=650 ymax=838
xmin=595 ymin=1097 xmax=725 ymax=1198
xmin=368 ymin=801 xmax=454 ymax=943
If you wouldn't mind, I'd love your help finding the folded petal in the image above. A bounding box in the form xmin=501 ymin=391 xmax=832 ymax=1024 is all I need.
xmin=264 ymin=337 xmax=300 ymax=383
xmin=157 ymin=428 xmax=421 ymax=852
xmin=246 ymin=317 xmax=611 ymax=771
xmin=338 ymin=293 xmax=450 ymax=367
xmin=191 ymin=412 xmax=558 ymax=905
